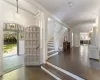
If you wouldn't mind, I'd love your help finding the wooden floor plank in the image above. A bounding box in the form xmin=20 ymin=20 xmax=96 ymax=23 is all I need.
xmin=47 ymin=46 xmax=100 ymax=80
xmin=0 ymin=67 xmax=56 ymax=80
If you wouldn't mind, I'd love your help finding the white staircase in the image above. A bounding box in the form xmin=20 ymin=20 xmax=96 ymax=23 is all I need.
xmin=47 ymin=37 xmax=58 ymax=58
xmin=47 ymin=23 xmax=67 ymax=58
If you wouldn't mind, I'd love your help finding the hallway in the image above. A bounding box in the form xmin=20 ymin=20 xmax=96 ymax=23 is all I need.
xmin=46 ymin=45 xmax=100 ymax=80
xmin=0 ymin=0 xmax=100 ymax=80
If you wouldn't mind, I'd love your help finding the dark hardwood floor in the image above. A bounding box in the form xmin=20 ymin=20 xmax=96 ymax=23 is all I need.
xmin=0 ymin=67 xmax=56 ymax=80
xmin=47 ymin=45 xmax=100 ymax=80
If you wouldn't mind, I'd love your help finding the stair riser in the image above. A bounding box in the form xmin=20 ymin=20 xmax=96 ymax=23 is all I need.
xmin=48 ymin=47 xmax=55 ymax=49
xmin=48 ymin=44 xmax=54 ymax=46
xmin=48 ymin=46 xmax=54 ymax=47
xmin=48 ymin=43 xmax=54 ymax=44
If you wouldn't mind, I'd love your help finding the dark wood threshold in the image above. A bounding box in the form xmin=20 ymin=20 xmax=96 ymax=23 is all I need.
xmin=42 ymin=64 xmax=75 ymax=80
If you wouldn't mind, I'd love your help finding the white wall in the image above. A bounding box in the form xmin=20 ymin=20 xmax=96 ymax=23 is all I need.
xmin=73 ymin=32 xmax=80 ymax=47
xmin=53 ymin=21 xmax=68 ymax=50
xmin=47 ymin=21 xmax=55 ymax=40
xmin=0 ymin=0 xmax=36 ymax=27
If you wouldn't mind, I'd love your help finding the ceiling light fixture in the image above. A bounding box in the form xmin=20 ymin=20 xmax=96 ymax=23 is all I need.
xmin=15 ymin=0 xmax=20 ymax=18
xmin=68 ymin=0 xmax=72 ymax=7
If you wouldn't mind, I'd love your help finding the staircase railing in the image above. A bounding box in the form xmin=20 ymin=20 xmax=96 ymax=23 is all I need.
xmin=55 ymin=26 xmax=66 ymax=39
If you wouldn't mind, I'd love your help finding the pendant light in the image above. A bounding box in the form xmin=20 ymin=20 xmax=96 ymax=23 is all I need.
xmin=15 ymin=0 xmax=20 ymax=18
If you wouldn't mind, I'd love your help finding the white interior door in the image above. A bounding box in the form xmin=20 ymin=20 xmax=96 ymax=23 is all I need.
xmin=0 ymin=22 xmax=3 ymax=76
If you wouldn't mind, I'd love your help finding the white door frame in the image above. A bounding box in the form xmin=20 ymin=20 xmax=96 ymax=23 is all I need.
xmin=0 ymin=22 xmax=4 ymax=76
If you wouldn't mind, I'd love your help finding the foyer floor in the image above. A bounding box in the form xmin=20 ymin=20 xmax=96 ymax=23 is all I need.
xmin=47 ymin=45 xmax=100 ymax=80
xmin=3 ymin=55 xmax=24 ymax=73
xmin=0 ymin=67 xmax=55 ymax=80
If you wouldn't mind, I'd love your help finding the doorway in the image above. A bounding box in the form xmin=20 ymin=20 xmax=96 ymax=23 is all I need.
xmin=3 ymin=23 xmax=24 ymax=73
xmin=3 ymin=31 xmax=17 ymax=57
xmin=80 ymin=33 xmax=90 ymax=45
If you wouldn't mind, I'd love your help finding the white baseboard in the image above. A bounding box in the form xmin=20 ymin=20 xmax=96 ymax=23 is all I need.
xmin=46 ymin=62 xmax=84 ymax=80
xmin=41 ymin=66 xmax=61 ymax=80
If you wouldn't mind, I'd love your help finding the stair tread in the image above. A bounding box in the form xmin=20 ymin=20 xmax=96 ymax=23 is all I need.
xmin=48 ymin=45 xmax=54 ymax=47
xmin=48 ymin=43 xmax=54 ymax=45
xmin=48 ymin=48 xmax=55 ymax=51
xmin=48 ymin=51 xmax=57 ymax=55
xmin=48 ymin=41 xmax=54 ymax=42
xmin=48 ymin=42 xmax=54 ymax=43
xmin=48 ymin=47 xmax=55 ymax=49
xmin=42 ymin=64 xmax=75 ymax=80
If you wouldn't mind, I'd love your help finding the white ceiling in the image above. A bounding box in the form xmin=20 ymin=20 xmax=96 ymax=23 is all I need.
xmin=34 ymin=0 xmax=100 ymax=32
xmin=3 ymin=0 xmax=40 ymax=16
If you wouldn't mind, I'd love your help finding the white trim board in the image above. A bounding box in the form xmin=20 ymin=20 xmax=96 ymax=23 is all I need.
xmin=48 ymin=50 xmax=55 ymax=54
xmin=48 ymin=52 xmax=58 ymax=59
xmin=41 ymin=66 xmax=61 ymax=80
xmin=46 ymin=62 xmax=85 ymax=80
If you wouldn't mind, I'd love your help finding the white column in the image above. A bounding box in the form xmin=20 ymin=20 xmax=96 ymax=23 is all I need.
xmin=0 ymin=22 xmax=3 ymax=76
xmin=35 ymin=12 xmax=48 ymax=64
xmin=67 ymin=29 xmax=73 ymax=47
xmin=68 ymin=29 xmax=70 ymax=42
xmin=98 ymin=9 xmax=100 ymax=32
xmin=90 ymin=9 xmax=100 ymax=46
xmin=95 ymin=10 xmax=100 ymax=46
xmin=69 ymin=30 xmax=73 ymax=47
xmin=42 ymin=13 xmax=48 ymax=63
xmin=73 ymin=32 xmax=80 ymax=47
xmin=91 ymin=27 xmax=97 ymax=45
